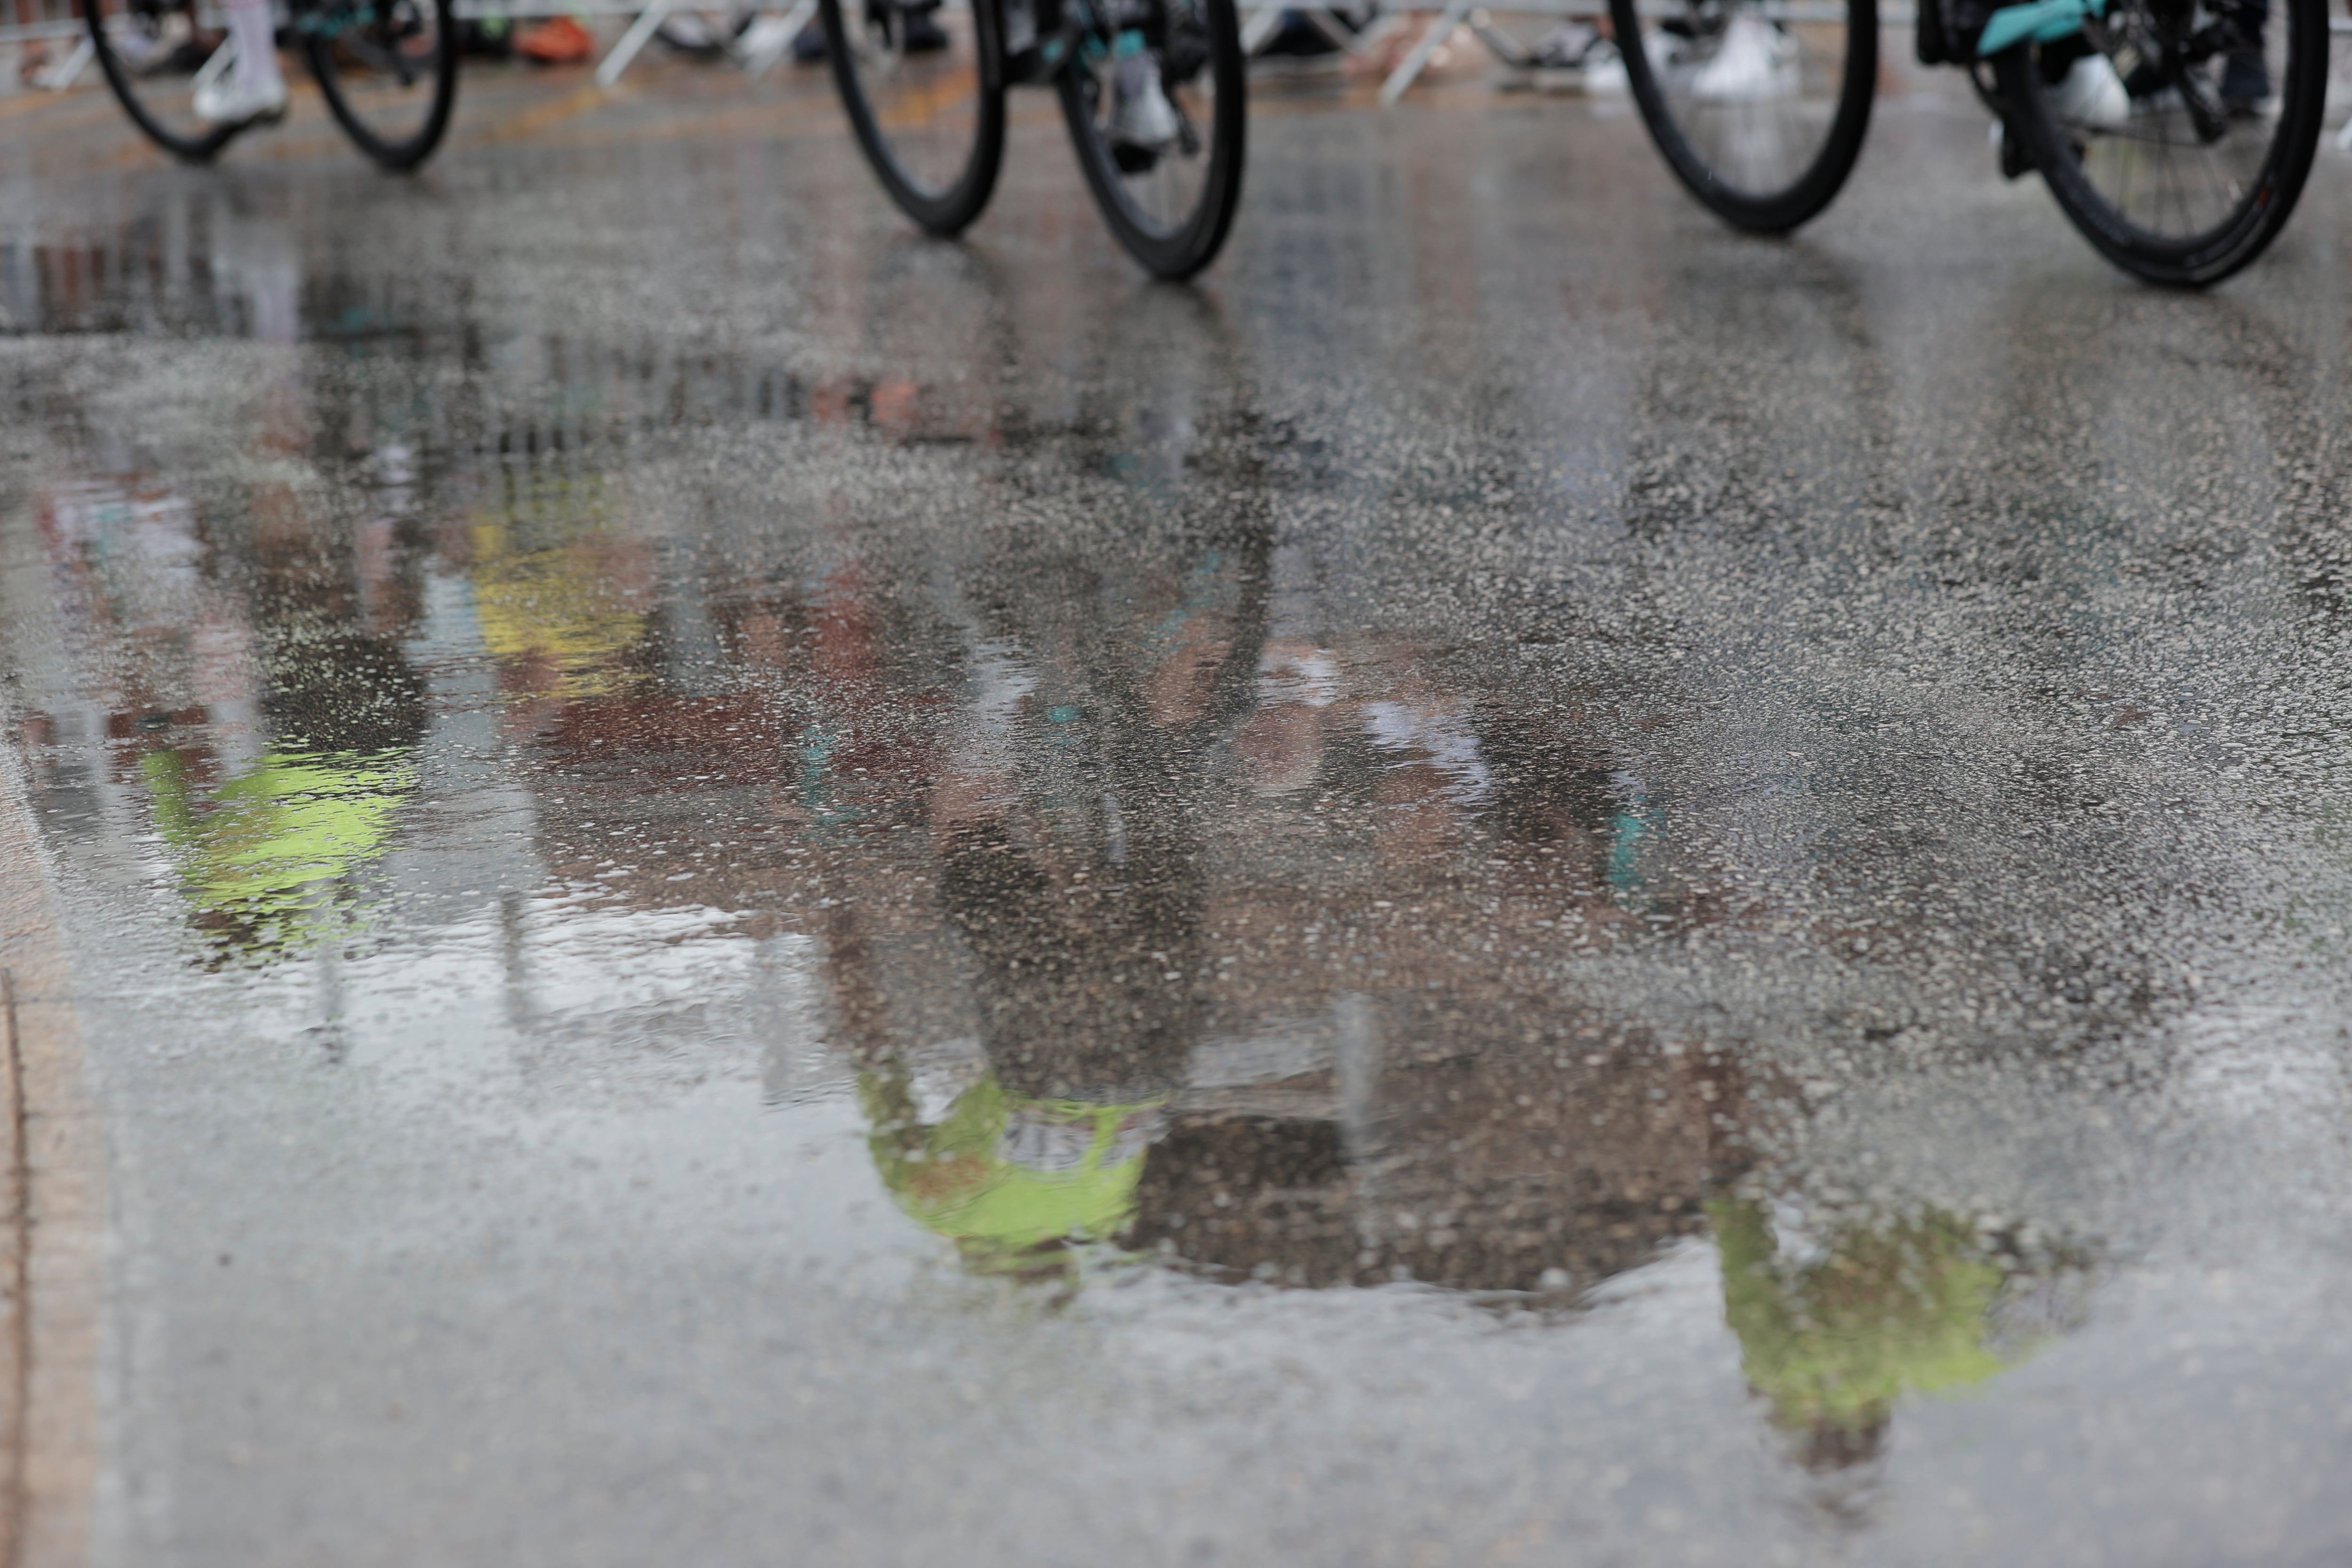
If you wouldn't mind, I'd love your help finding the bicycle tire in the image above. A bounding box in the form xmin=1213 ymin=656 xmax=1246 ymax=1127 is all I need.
xmin=1610 ymin=0 xmax=1877 ymax=233
xmin=302 ymin=0 xmax=461 ymax=171
xmin=87 ymin=0 xmax=244 ymax=164
xmin=821 ymin=0 xmax=1006 ymax=236
xmin=1990 ymin=0 xmax=2324 ymax=287
xmin=1057 ymin=0 xmax=1245 ymax=279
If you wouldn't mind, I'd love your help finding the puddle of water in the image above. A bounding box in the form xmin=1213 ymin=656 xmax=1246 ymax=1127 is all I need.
xmin=6 ymin=131 xmax=2352 ymax=1564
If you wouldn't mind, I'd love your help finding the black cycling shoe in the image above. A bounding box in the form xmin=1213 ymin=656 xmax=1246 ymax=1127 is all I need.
xmin=902 ymin=4 xmax=948 ymax=51
xmin=1995 ymin=118 xmax=2034 ymax=179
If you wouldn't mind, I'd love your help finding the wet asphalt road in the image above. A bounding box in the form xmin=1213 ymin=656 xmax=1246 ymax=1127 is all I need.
xmin=8 ymin=45 xmax=2352 ymax=1568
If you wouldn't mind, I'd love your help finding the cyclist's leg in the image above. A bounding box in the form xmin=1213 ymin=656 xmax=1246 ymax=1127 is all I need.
xmin=2222 ymin=0 xmax=2270 ymax=108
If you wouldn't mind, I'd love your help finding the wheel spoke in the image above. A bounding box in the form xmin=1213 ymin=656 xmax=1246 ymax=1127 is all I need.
xmin=2010 ymin=0 xmax=2315 ymax=283
xmin=1629 ymin=0 xmax=1867 ymax=221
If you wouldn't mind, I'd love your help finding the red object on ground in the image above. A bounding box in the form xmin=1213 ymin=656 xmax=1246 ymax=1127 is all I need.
xmin=516 ymin=15 xmax=596 ymax=63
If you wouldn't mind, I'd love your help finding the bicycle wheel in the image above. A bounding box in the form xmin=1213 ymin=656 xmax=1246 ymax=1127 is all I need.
xmin=1059 ymin=0 xmax=1245 ymax=279
xmin=301 ymin=0 xmax=459 ymax=170
xmin=87 ymin=0 xmax=246 ymax=163
xmin=1610 ymin=0 xmax=1878 ymax=233
xmin=820 ymin=0 xmax=1006 ymax=235
xmin=1991 ymin=0 xmax=2323 ymax=286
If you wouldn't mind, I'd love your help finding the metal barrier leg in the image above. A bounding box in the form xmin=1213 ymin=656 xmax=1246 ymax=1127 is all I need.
xmin=738 ymin=0 xmax=814 ymax=77
xmin=1463 ymin=9 xmax=1521 ymax=63
xmin=595 ymin=0 xmax=674 ymax=85
xmin=1299 ymin=5 xmax=1359 ymax=48
xmin=1242 ymin=2 xmax=1378 ymax=58
xmin=191 ymin=35 xmax=235 ymax=90
xmin=40 ymin=32 xmax=93 ymax=89
xmin=1378 ymin=0 xmax=1470 ymax=102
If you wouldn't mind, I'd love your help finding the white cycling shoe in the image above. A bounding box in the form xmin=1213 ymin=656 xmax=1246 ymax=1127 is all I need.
xmin=1110 ymin=51 xmax=1180 ymax=153
xmin=194 ymin=72 xmax=289 ymax=128
xmin=1689 ymin=12 xmax=1798 ymax=102
xmin=2049 ymin=51 xmax=2129 ymax=129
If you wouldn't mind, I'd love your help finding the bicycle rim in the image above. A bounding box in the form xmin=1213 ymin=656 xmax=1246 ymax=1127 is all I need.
xmin=1996 ymin=0 xmax=2324 ymax=285
xmin=821 ymin=0 xmax=1005 ymax=234
xmin=88 ymin=0 xmax=246 ymax=163
xmin=302 ymin=0 xmax=460 ymax=169
xmin=1611 ymin=0 xmax=1877 ymax=232
xmin=1058 ymin=0 xmax=1246 ymax=278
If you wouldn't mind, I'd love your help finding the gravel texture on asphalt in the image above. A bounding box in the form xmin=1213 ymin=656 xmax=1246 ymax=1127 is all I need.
xmin=5 ymin=56 xmax=2352 ymax=1568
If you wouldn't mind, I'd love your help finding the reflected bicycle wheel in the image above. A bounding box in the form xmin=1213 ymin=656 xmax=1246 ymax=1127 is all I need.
xmin=1991 ymin=0 xmax=2324 ymax=286
xmin=1611 ymin=0 xmax=1878 ymax=232
xmin=302 ymin=0 xmax=459 ymax=169
xmin=87 ymin=0 xmax=245 ymax=163
xmin=821 ymin=0 xmax=1006 ymax=235
xmin=1059 ymin=0 xmax=1246 ymax=279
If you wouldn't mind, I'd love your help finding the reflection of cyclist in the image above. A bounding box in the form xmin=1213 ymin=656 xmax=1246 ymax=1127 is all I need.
xmin=197 ymin=0 xmax=290 ymax=126
xmin=862 ymin=1068 xmax=1165 ymax=1280
xmin=866 ymin=517 xmax=1270 ymax=1276
xmin=931 ymin=533 xmax=1267 ymax=1099
xmin=129 ymin=589 xmax=425 ymax=960
xmin=1711 ymin=1199 xmax=2045 ymax=1470
xmin=143 ymin=743 xmax=417 ymax=956
xmin=933 ymin=625 xmax=1228 ymax=1101
xmin=155 ymin=573 xmax=427 ymax=955
xmin=1124 ymin=680 xmax=1736 ymax=1294
xmin=161 ymin=456 xmax=428 ymax=955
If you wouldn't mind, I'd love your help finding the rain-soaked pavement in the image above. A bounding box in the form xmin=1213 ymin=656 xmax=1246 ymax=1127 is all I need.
xmin=6 ymin=45 xmax=2352 ymax=1568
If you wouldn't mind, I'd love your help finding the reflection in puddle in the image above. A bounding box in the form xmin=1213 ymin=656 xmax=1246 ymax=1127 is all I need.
xmin=142 ymin=745 xmax=417 ymax=959
xmin=864 ymin=1068 xmax=1166 ymax=1283
xmin=32 ymin=458 xmax=431 ymax=961
xmin=468 ymin=479 xmax=653 ymax=703
xmin=1712 ymin=1199 xmax=2088 ymax=1472
xmin=14 ymin=350 xmax=2022 ymax=1473
xmin=6 ymin=308 xmax=2107 ymax=1486
xmin=17 ymin=167 xmax=2352 ymax=1561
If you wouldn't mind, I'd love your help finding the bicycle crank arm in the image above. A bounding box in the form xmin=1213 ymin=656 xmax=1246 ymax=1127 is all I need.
xmin=2171 ymin=59 xmax=2227 ymax=140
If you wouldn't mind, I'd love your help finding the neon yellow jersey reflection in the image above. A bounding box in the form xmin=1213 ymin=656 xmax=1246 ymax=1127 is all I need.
xmin=1712 ymin=1199 xmax=2015 ymax=1434
xmin=143 ymin=747 xmax=417 ymax=958
xmin=469 ymin=517 xmax=647 ymax=700
xmin=862 ymin=1071 xmax=1166 ymax=1279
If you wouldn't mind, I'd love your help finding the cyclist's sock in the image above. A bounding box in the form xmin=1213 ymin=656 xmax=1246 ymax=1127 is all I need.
xmin=223 ymin=0 xmax=286 ymax=91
